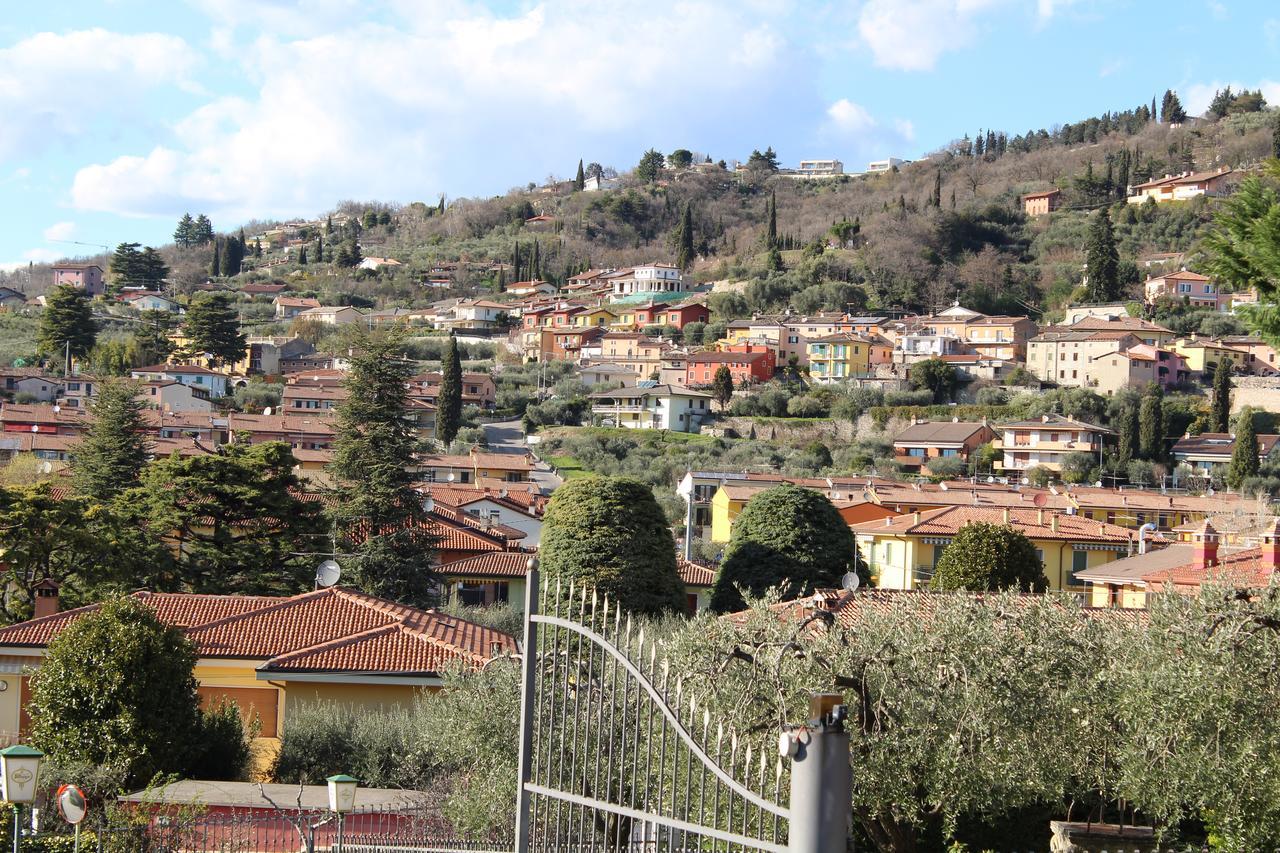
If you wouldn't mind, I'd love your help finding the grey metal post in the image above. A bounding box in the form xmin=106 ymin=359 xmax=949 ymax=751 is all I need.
xmin=11 ymin=805 xmax=17 ymax=853
xmin=787 ymin=694 xmax=851 ymax=853
xmin=513 ymin=564 xmax=541 ymax=853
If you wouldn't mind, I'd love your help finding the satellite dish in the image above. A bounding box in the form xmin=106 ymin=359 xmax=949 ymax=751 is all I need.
xmin=52 ymin=405 xmax=60 ymax=413
xmin=1033 ymin=492 xmax=1048 ymax=507
xmin=263 ymin=407 xmax=272 ymax=416
xmin=30 ymin=425 xmax=38 ymax=433
xmin=987 ymin=476 xmax=995 ymax=484
xmin=840 ymin=571 xmax=861 ymax=593
xmin=39 ymin=461 xmax=52 ymax=475
xmin=939 ymin=482 xmax=948 ymax=491
xmin=315 ymin=560 xmax=342 ymax=588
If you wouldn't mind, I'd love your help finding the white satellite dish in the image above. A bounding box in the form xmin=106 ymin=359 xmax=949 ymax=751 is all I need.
xmin=315 ymin=560 xmax=342 ymax=588
xmin=840 ymin=571 xmax=861 ymax=593
xmin=263 ymin=407 xmax=273 ymax=416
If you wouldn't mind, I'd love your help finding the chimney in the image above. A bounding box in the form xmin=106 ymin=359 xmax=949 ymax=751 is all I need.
xmin=1003 ymin=508 xmax=1011 ymax=523
xmin=912 ymin=511 xmax=921 ymax=525
xmin=32 ymin=579 xmax=59 ymax=620
xmin=1037 ymin=508 xmax=1044 ymax=524
xmin=1263 ymin=519 xmax=1280 ymax=570
xmin=1193 ymin=520 xmax=1219 ymax=569
xmin=1050 ymin=514 xmax=1059 ymax=533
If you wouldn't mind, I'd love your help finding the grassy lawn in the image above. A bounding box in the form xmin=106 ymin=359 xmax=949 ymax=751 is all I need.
xmin=565 ymin=426 xmax=718 ymax=444
xmin=546 ymin=455 xmax=589 ymax=478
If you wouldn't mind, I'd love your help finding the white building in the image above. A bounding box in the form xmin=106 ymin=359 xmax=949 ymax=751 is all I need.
xmin=867 ymin=157 xmax=910 ymax=173
xmin=139 ymin=381 xmax=213 ymax=412
xmin=608 ymin=264 xmax=684 ymax=299
xmin=120 ymin=291 xmax=184 ymax=313
xmin=130 ymin=364 xmax=233 ymax=398
xmin=783 ymin=160 xmax=844 ymax=179
xmin=297 ymin=306 xmax=365 ymax=326
xmin=588 ymin=383 xmax=712 ymax=432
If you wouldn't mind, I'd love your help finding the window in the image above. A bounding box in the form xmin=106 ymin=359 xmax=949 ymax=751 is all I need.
xmin=1071 ymin=550 xmax=1089 ymax=580
xmin=907 ymin=447 xmax=926 ymax=457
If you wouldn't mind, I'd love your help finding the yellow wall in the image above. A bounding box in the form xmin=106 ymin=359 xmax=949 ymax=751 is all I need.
xmin=1174 ymin=341 xmax=1248 ymax=374
xmin=857 ymin=533 xmax=1124 ymax=591
xmin=710 ymin=489 xmax=747 ymax=543
xmin=1088 ymin=583 xmax=1147 ymax=609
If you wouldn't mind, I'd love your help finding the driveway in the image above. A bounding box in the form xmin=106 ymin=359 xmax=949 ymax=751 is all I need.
xmin=483 ymin=419 xmax=563 ymax=493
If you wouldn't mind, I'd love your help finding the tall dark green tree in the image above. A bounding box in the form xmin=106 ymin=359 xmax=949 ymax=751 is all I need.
xmin=209 ymin=237 xmax=222 ymax=276
xmin=636 ymin=149 xmax=665 ymax=183
xmin=712 ymin=365 xmax=734 ymax=411
xmin=192 ymin=214 xmax=214 ymax=244
xmin=71 ymin=380 xmax=150 ymax=501
xmin=436 ymin=336 xmax=463 ymax=446
xmin=1211 ymin=359 xmax=1233 ymax=433
xmin=330 ymin=329 xmax=436 ymax=606
xmin=675 ymin=203 xmax=695 ymax=271
xmin=574 ymin=159 xmax=585 ymax=191
xmin=1084 ymin=207 xmax=1121 ymax=302
xmin=766 ymin=191 xmax=778 ymax=248
xmin=1160 ymin=89 xmax=1187 ymax=124
xmin=183 ymin=292 xmax=246 ymax=367
xmin=1228 ymin=409 xmax=1260 ymax=490
xmin=931 ymin=170 xmax=942 ymax=207
xmin=37 ymin=285 xmax=97 ymax=369
xmin=1273 ymin=112 xmax=1280 ymax=160
xmin=710 ymin=484 xmax=853 ymax=613
xmin=910 ymin=358 xmax=957 ymax=403
xmin=174 ymin=214 xmax=196 ymax=247
xmin=1138 ymin=388 xmax=1165 ymax=462
xmin=1115 ymin=399 xmax=1139 ymax=470
xmin=539 ymin=477 xmax=684 ymax=615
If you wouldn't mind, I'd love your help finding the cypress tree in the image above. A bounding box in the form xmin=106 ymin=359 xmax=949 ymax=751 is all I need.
xmin=71 ymin=380 xmax=150 ymax=501
xmin=1211 ymin=359 xmax=1232 ymax=433
xmin=575 ymin=159 xmax=585 ymax=191
xmin=330 ymin=328 xmax=437 ymax=606
xmin=676 ymin=203 xmax=695 ymax=271
xmin=1227 ymin=409 xmax=1259 ymax=490
xmin=931 ymin=170 xmax=942 ymax=207
xmin=1116 ymin=400 xmax=1139 ymax=470
xmin=766 ymin=191 xmax=777 ymax=249
xmin=298 ymin=246 xmax=308 ymax=265
xmin=1273 ymin=112 xmax=1280 ymax=160
xmin=316 ymin=235 xmax=323 ymax=262
xmin=532 ymin=240 xmax=541 ymax=281
xmin=1084 ymin=207 xmax=1120 ymax=302
xmin=1138 ymin=389 xmax=1165 ymax=462
xmin=435 ymin=336 xmax=462 ymax=447
xmin=512 ymin=242 xmax=522 ymax=282
xmin=209 ymin=238 xmax=222 ymax=277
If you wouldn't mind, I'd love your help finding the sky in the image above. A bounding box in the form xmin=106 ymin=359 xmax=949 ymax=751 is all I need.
xmin=2 ymin=0 xmax=1279 ymax=270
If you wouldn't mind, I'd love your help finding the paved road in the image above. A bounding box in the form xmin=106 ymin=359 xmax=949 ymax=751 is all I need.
xmin=484 ymin=419 xmax=563 ymax=493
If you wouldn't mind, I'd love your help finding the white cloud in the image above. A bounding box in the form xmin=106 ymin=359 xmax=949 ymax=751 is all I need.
xmin=820 ymin=99 xmax=915 ymax=163
xmin=72 ymin=2 xmax=805 ymax=220
xmin=42 ymin=222 xmax=75 ymax=242
xmin=1098 ymin=58 xmax=1124 ymax=78
xmin=1183 ymin=79 xmax=1280 ymax=116
xmin=0 ymin=29 xmax=196 ymax=160
xmin=857 ymin=0 xmax=1004 ymax=71
xmin=826 ymin=99 xmax=878 ymax=133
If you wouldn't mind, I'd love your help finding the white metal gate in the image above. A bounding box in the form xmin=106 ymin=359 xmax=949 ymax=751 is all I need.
xmin=513 ymin=567 xmax=850 ymax=852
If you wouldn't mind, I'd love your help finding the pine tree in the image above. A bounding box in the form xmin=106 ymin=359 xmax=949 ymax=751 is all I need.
xmin=37 ymin=286 xmax=97 ymax=369
xmin=1084 ymin=207 xmax=1120 ymax=302
xmin=435 ymin=336 xmax=463 ymax=446
xmin=1211 ymin=359 xmax=1232 ymax=433
xmin=71 ymin=379 xmax=150 ymax=501
xmin=174 ymin=214 xmax=195 ymax=248
xmin=1139 ymin=388 xmax=1165 ymax=462
xmin=1161 ymin=89 xmax=1187 ymax=124
xmin=575 ymin=159 xmax=585 ymax=191
xmin=192 ymin=215 xmax=214 ymax=245
xmin=330 ymin=329 xmax=437 ymax=606
xmin=183 ymin=292 xmax=246 ymax=368
xmin=1227 ymin=409 xmax=1260 ymax=490
xmin=676 ymin=203 xmax=695 ymax=270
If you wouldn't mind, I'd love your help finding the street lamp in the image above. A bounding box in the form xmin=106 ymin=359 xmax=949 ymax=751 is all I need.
xmin=326 ymin=775 xmax=358 ymax=853
xmin=0 ymin=745 xmax=43 ymax=853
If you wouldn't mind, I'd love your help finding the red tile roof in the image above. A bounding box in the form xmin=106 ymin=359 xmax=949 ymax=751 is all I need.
xmin=677 ymin=558 xmax=716 ymax=587
xmin=440 ymin=551 xmax=533 ymax=579
xmin=0 ymin=588 xmax=513 ymax=677
xmin=850 ymin=505 xmax=1135 ymax=544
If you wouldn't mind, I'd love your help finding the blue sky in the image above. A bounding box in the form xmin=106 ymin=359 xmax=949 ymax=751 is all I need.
xmin=2 ymin=0 xmax=1278 ymax=269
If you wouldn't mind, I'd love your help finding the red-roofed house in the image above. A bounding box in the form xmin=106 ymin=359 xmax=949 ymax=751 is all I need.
xmin=0 ymin=587 xmax=514 ymax=768
xmin=684 ymin=346 xmax=775 ymax=386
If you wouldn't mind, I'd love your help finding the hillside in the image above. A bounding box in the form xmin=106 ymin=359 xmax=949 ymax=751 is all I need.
xmin=3 ymin=94 xmax=1276 ymax=330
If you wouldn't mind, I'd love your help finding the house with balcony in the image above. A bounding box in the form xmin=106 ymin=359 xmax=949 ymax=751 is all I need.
xmin=684 ymin=347 xmax=775 ymax=386
xmin=1171 ymin=432 xmax=1280 ymax=476
xmin=274 ymin=296 xmax=322 ymax=320
xmin=606 ymin=264 xmax=684 ymax=299
xmin=850 ymin=505 xmax=1135 ymax=591
xmin=1127 ymin=167 xmax=1235 ymax=204
xmin=806 ymin=333 xmax=872 ymax=383
xmin=130 ymin=364 xmax=233 ymax=398
xmin=1173 ymin=336 xmax=1254 ymax=377
xmin=588 ymin=384 xmax=712 ymax=432
xmin=1218 ymin=336 xmax=1280 ymax=375
xmin=963 ymin=316 xmax=1037 ymax=361
xmin=1144 ymin=270 xmax=1225 ymax=311
xmin=1088 ymin=344 xmax=1190 ymax=393
xmin=891 ymin=418 xmax=998 ymax=474
xmin=1025 ymin=329 xmax=1142 ymax=387
xmin=994 ymin=414 xmax=1112 ymax=474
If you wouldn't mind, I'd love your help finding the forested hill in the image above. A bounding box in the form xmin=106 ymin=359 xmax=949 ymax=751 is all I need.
xmin=7 ymin=89 xmax=1279 ymax=323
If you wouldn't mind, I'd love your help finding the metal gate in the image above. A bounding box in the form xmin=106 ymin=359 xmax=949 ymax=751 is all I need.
xmin=513 ymin=567 xmax=851 ymax=853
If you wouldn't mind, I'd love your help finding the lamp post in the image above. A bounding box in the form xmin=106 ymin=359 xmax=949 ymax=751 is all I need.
xmin=326 ymin=775 xmax=358 ymax=853
xmin=0 ymin=746 xmax=43 ymax=853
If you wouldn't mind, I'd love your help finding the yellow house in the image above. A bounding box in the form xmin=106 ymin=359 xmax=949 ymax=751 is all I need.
xmin=0 ymin=587 xmax=514 ymax=776
xmin=573 ymin=307 xmax=618 ymax=329
xmin=1173 ymin=336 xmax=1251 ymax=376
xmin=805 ymin=334 xmax=872 ymax=383
xmin=850 ymin=505 xmax=1135 ymax=591
xmin=710 ymin=483 xmax=769 ymax=543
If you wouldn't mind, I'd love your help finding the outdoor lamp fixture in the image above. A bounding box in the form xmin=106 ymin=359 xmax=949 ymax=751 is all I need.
xmin=0 ymin=745 xmax=44 ymax=853
xmin=327 ymin=774 xmax=358 ymax=853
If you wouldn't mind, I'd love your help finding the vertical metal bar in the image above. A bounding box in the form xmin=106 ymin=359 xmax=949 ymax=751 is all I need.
xmin=513 ymin=566 xmax=540 ymax=853
xmin=553 ymin=583 xmax=573 ymax=847
xmin=566 ymin=585 xmax=586 ymax=849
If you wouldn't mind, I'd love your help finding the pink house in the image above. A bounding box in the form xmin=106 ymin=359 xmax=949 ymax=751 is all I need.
xmin=51 ymin=264 xmax=105 ymax=297
xmin=1128 ymin=343 xmax=1190 ymax=389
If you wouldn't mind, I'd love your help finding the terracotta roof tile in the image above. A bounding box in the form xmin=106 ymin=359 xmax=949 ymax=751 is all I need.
xmin=850 ymin=505 xmax=1135 ymax=544
xmin=440 ymin=552 xmax=533 ymax=579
